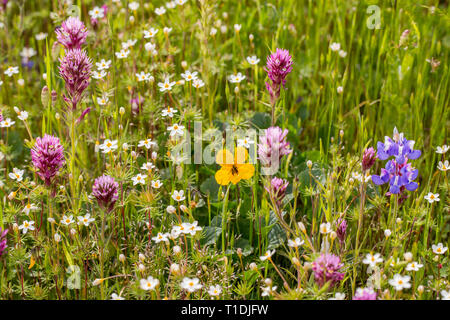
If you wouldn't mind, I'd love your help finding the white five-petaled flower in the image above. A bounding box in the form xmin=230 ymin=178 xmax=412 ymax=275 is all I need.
xmin=405 ymin=261 xmax=423 ymax=272
xmin=13 ymin=107 xmax=28 ymax=121
xmin=175 ymin=0 xmax=188 ymax=5
xmin=167 ymin=123 xmax=185 ymax=137
xmin=136 ymin=71 xmax=152 ymax=82
xmin=228 ymin=72 xmax=246 ymax=83
xmin=319 ymin=222 xmax=331 ymax=234
xmin=192 ymin=79 xmax=205 ymax=88
xmin=163 ymin=27 xmax=172 ymax=35
xmin=1 ymin=118 xmax=15 ymax=128
xmin=128 ymin=1 xmax=139 ymax=10
xmin=151 ymin=180 xmax=163 ymax=188
xmin=186 ymin=221 xmax=202 ymax=236
xmin=158 ymin=79 xmax=176 ymax=92
xmin=172 ymin=190 xmax=185 ymax=202
xmin=61 ymin=215 xmax=74 ymax=226
xmin=140 ymin=276 xmax=160 ymax=291
xmin=259 ymin=250 xmax=275 ymax=261
xmin=97 ymin=95 xmax=109 ymax=106
xmin=19 ymin=220 xmax=35 ymax=234
xmin=121 ymin=39 xmax=137 ymax=50
xmin=89 ymin=6 xmax=104 ymax=19
xmin=388 ymin=274 xmax=411 ymax=291
xmin=155 ymin=6 xmax=166 ymax=15
xmin=141 ymin=162 xmax=155 ymax=171
xmin=246 ymin=56 xmax=260 ymax=65
xmin=138 ymin=138 xmax=156 ymax=149
xmin=330 ymin=42 xmax=341 ymax=51
xmin=288 ymin=238 xmax=305 ymax=248
xmin=9 ymin=168 xmax=24 ymax=181
xmin=362 ymin=253 xmax=383 ymax=267
xmin=132 ymin=174 xmax=147 ymax=185
xmin=432 ymin=243 xmax=448 ymax=255
xmin=162 ymin=106 xmax=177 ymax=117
xmin=180 ymin=277 xmax=202 ymax=293
xmin=237 ymin=137 xmax=254 ymax=148
xmin=437 ymin=160 xmax=449 ymax=172
xmin=115 ymin=49 xmax=130 ymax=59
xmin=96 ymin=59 xmax=112 ymax=70
xmin=261 ymin=285 xmax=277 ymax=297
xmin=4 ymin=66 xmax=19 ymax=77
xmin=436 ymin=145 xmax=449 ymax=154
xmin=92 ymin=70 xmax=107 ymax=80
xmin=208 ymin=285 xmax=222 ymax=296
xmin=144 ymin=28 xmax=159 ymax=38
xmin=181 ymin=70 xmax=198 ymax=82
xmin=99 ymin=139 xmax=118 ymax=153
xmin=424 ymin=192 xmax=440 ymax=204
xmin=77 ymin=213 xmax=95 ymax=227
xmin=20 ymin=47 xmax=37 ymax=59
xmin=287 ymin=237 xmax=304 ymax=248
xmin=22 ymin=203 xmax=39 ymax=215
xmin=152 ymin=232 xmax=169 ymax=243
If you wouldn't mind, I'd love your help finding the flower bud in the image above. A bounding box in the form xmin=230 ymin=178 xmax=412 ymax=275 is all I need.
xmin=384 ymin=229 xmax=391 ymax=238
xmin=92 ymin=278 xmax=104 ymax=286
xmin=119 ymin=254 xmax=125 ymax=263
xmin=292 ymin=257 xmax=301 ymax=266
xmin=119 ymin=107 xmax=125 ymax=116
xmin=404 ymin=252 xmax=413 ymax=262
xmin=166 ymin=205 xmax=176 ymax=214
xmin=417 ymin=285 xmax=424 ymax=294
xmin=249 ymin=262 xmax=258 ymax=271
xmin=306 ymin=160 xmax=312 ymax=169
xmin=138 ymin=263 xmax=145 ymax=271
xmin=181 ymin=61 xmax=188 ymax=69
xmin=51 ymin=90 xmax=58 ymax=106
xmin=170 ymin=263 xmax=180 ymax=275
xmin=298 ymin=222 xmax=306 ymax=233
xmin=41 ymin=86 xmax=49 ymax=106
xmin=264 ymin=278 xmax=272 ymax=286
xmin=173 ymin=245 xmax=182 ymax=255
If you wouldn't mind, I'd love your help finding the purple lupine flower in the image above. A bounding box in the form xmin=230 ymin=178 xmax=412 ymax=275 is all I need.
xmin=59 ymin=48 xmax=92 ymax=109
xmin=353 ymin=287 xmax=377 ymax=300
xmin=312 ymin=253 xmax=345 ymax=288
xmin=31 ymin=134 xmax=65 ymax=186
xmin=362 ymin=147 xmax=376 ymax=172
xmin=0 ymin=227 xmax=8 ymax=258
xmin=336 ymin=218 xmax=347 ymax=244
xmin=265 ymin=177 xmax=289 ymax=207
xmin=265 ymin=48 xmax=293 ymax=104
xmin=258 ymin=126 xmax=292 ymax=168
xmin=372 ymin=159 xmax=419 ymax=194
xmin=376 ymin=127 xmax=421 ymax=163
xmin=92 ymin=175 xmax=119 ymax=212
xmin=372 ymin=128 xmax=421 ymax=195
xmin=55 ymin=16 xmax=88 ymax=50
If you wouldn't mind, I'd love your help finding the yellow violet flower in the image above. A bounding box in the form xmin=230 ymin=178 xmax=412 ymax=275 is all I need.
xmin=215 ymin=147 xmax=255 ymax=185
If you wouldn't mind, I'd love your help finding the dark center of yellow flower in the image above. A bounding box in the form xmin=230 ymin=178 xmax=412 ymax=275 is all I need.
xmin=231 ymin=165 xmax=239 ymax=175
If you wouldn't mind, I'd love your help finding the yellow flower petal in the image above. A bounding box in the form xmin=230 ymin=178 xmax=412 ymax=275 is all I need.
xmin=237 ymin=163 xmax=255 ymax=180
xmin=216 ymin=149 xmax=234 ymax=166
xmin=215 ymin=167 xmax=232 ymax=185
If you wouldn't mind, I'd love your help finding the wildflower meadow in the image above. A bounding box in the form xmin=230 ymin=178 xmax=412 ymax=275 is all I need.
xmin=0 ymin=0 xmax=449 ymax=302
